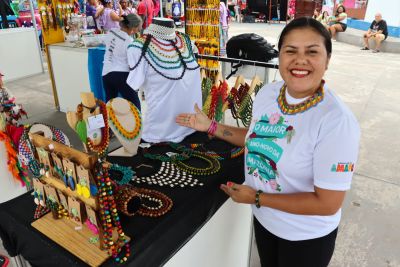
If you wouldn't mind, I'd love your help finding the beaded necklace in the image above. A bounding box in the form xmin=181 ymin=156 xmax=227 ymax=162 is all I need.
xmin=143 ymin=142 xmax=193 ymax=162
xmin=86 ymin=101 xmax=110 ymax=158
xmin=277 ymin=82 xmax=324 ymax=115
xmin=188 ymin=143 xmax=244 ymax=160
xmin=107 ymin=100 xmax=141 ymax=141
xmin=128 ymin=33 xmax=200 ymax=81
xmin=96 ymin=164 xmax=130 ymax=263
xmin=173 ymin=151 xmax=221 ymax=176
xmin=109 ymin=164 xmax=135 ymax=185
xmin=134 ymin=161 xmax=203 ymax=187
xmin=135 ymin=188 xmax=173 ymax=217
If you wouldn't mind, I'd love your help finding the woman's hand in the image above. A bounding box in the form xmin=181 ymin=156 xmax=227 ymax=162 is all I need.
xmin=175 ymin=104 xmax=211 ymax=132
xmin=220 ymin=182 xmax=257 ymax=204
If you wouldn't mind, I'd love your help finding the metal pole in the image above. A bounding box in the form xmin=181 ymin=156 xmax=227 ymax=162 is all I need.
xmin=28 ymin=0 xmax=45 ymax=73
xmin=159 ymin=0 xmax=163 ymax=17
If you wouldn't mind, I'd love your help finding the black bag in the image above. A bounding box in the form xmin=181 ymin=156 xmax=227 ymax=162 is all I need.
xmin=226 ymin=33 xmax=278 ymax=62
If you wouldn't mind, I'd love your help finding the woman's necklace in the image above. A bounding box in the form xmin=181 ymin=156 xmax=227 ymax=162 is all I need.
xmin=107 ymin=100 xmax=141 ymax=141
xmin=277 ymin=82 xmax=324 ymax=115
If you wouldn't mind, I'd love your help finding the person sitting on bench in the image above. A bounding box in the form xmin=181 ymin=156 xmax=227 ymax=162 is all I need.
xmin=361 ymin=13 xmax=388 ymax=53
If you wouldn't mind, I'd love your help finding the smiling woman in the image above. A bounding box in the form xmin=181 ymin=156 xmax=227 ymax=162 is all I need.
xmin=175 ymin=17 xmax=360 ymax=267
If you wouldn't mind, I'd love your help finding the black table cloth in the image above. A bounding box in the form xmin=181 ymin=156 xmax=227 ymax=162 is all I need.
xmin=0 ymin=132 xmax=245 ymax=267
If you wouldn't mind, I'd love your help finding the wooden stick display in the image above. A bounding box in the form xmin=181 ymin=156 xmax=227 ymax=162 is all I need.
xmin=29 ymin=133 xmax=129 ymax=266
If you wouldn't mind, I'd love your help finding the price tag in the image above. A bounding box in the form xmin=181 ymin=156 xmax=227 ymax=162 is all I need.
xmin=166 ymin=152 xmax=178 ymax=158
xmin=87 ymin=114 xmax=105 ymax=130
xmin=139 ymin=143 xmax=151 ymax=148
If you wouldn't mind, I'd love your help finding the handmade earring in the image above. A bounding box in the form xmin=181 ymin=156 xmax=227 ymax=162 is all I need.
xmin=77 ymin=178 xmax=90 ymax=198
xmin=85 ymin=217 xmax=99 ymax=235
xmin=63 ymin=169 xmax=75 ymax=190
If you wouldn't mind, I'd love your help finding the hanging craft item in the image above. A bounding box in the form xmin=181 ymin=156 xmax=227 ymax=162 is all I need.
xmin=185 ymin=0 xmax=221 ymax=71
xmin=203 ymin=79 xmax=230 ymax=122
xmin=135 ymin=188 xmax=173 ymax=218
xmin=134 ymin=161 xmax=203 ymax=187
xmin=85 ymin=100 xmax=110 ymax=158
xmin=96 ymin=163 xmax=130 ymax=263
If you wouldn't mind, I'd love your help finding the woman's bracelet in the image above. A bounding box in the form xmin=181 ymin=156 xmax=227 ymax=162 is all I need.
xmin=255 ymin=190 xmax=263 ymax=208
xmin=207 ymin=119 xmax=217 ymax=136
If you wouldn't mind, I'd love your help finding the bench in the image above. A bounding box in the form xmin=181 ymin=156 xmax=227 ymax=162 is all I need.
xmin=336 ymin=28 xmax=400 ymax=53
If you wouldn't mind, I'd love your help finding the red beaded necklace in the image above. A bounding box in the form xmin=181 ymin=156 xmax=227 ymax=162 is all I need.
xmin=96 ymin=164 xmax=130 ymax=263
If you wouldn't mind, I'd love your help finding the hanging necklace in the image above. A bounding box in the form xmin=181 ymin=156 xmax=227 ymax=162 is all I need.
xmin=107 ymin=100 xmax=142 ymax=141
xmin=96 ymin=164 xmax=130 ymax=263
xmin=86 ymin=101 xmax=110 ymax=158
xmin=277 ymin=82 xmax=324 ymax=115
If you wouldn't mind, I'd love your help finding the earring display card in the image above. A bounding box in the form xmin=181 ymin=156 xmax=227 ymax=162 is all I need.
xmin=37 ymin=147 xmax=53 ymax=169
xmin=33 ymin=178 xmax=46 ymax=204
xmin=68 ymin=196 xmax=85 ymax=225
xmin=51 ymin=153 xmax=64 ymax=180
xmin=85 ymin=206 xmax=99 ymax=235
xmin=43 ymin=184 xmax=60 ymax=204
xmin=76 ymin=164 xmax=92 ymax=199
xmin=63 ymin=158 xmax=77 ymax=191
xmin=57 ymin=189 xmax=69 ymax=211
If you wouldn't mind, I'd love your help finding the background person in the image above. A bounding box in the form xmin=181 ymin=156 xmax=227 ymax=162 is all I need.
xmin=176 ymin=17 xmax=360 ymax=267
xmin=328 ymin=5 xmax=347 ymax=41
xmin=316 ymin=11 xmax=330 ymax=28
xmin=102 ymin=14 xmax=142 ymax=110
xmin=119 ymin=0 xmax=136 ymax=16
xmin=0 ymin=71 xmax=4 ymax=89
xmin=98 ymin=0 xmax=121 ymax=32
xmin=361 ymin=13 xmax=388 ymax=53
xmin=137 ymin=0 xmax=154 ymax=30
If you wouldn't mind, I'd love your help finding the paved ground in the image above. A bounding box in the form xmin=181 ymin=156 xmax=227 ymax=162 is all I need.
xmin=2 ymin=22 xmax=400 ymax=267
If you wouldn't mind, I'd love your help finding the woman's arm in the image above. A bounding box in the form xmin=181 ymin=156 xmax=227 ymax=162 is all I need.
xmin=95 ymin=6 xmax=105 ymax=18
xmin=110 ymin=10 xmax=122 ymax=21
xmin=175 ymin=104 xmax=248 ymax=147
xmin=221 ymin=183 xmax=346 ymax=216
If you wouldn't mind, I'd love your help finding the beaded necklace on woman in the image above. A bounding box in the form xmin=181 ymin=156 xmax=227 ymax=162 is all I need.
xmin=277 ymin=81 xmax=325 ymax=115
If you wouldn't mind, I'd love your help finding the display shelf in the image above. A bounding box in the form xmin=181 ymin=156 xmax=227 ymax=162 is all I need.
xmin=31 ymin=213 xmax=130 ymax=267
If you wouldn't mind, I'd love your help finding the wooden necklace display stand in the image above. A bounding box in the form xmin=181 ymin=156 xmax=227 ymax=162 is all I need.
xmin=29 ymin=133 xmax=129 ymax=266
xmin=66 ymin=92 xmax=103 ymax=151
xmin=107 ymin=97 xmax=142 ymax=157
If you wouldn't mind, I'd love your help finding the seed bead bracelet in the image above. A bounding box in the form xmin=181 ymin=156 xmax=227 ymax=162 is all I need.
xmin=135 ymin=188 xmax=173 ymax=217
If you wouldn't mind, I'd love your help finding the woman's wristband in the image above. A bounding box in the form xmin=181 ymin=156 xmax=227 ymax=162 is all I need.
xmin=255 ymin=190 xmax=263 ymax=208
xmin=207 ymin=119 xmax=217 ymax=136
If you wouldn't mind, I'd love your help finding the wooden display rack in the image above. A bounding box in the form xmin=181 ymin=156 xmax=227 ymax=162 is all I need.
xmin=29 ymin=133 xmax=129 ymax=266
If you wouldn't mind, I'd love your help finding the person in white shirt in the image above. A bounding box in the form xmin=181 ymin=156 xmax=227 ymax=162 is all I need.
xmin=102 ymin=14 xmax=142 ymax=109
xmin=176 ymin=17 xmax=360 ymax=267
xmin=126 ymin=18 xmax=202 ymax=143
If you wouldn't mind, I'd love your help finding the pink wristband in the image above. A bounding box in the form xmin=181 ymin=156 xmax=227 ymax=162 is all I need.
xmin=207 ymin=119 xmax=217 ymax=136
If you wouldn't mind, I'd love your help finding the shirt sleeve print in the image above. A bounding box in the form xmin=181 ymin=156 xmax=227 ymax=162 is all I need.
xmin=313 ymin=110 xmax=360 ymax=191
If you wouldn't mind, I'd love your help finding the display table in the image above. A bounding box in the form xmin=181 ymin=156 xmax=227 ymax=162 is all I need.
xmin=47 ymin=43 xmax=93 ymax=112
xmin=0 ymin=132 xmax=252 ymax=266
xmin=0 ymin=28 xmax=43 ymax=81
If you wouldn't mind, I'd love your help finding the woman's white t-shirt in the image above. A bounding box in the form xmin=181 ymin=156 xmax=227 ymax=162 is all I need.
xmin=102 ymin=29 xmax=133 ymax=76
xmin=245 ymin=81 xmax=360 ymax=241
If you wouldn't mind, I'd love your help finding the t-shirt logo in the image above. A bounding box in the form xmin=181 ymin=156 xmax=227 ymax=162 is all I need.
xmin=331 ymin=162 xmax=355 ymax=172
xmin=246 ymin=112 xmax=295 ymax=191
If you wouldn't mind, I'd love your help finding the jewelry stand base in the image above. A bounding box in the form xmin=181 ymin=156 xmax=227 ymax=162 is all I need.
xmin=108 ymin=147 xmax=136 ymax=157
xmin=31 ymin=213 xmax=130 ymax=267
